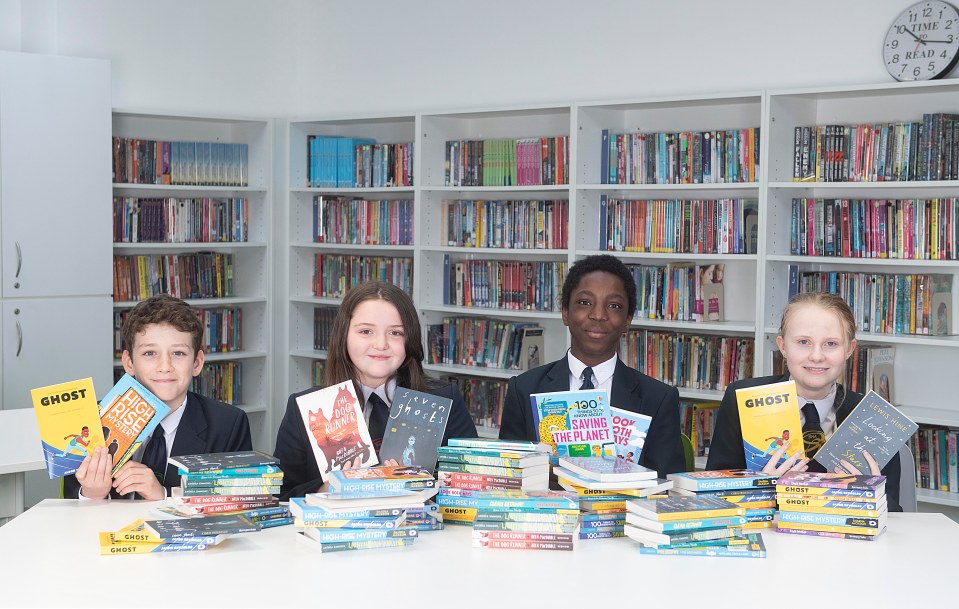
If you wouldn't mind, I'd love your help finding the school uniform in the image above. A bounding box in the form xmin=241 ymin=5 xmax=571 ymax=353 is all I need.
xmin=62 ymin=392 xmax=252 ymax=499
xmin=706 ymin=374 xmax=903 ymax=512
xmin=274 ymin=381 xmax=478 ymax=500
xmin=498 ymin=355 xmax=686 ymax=478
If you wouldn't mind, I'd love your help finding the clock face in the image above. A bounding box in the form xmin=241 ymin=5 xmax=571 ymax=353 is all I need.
xmin=884 ymin=0 xmax=959 ymax=81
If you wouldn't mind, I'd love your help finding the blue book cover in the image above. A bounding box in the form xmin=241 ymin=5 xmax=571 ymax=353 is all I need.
xmin=636 ymin=532 xmax=766 ymax=558
xmin=300 ymin=527 xmax=418 ymax=544
xmin=530 ymin=389 xmax=615 ymax=459
xmin=379 ymin=387 xmax=452 ymax=472
xmin=813 ymin=390 xmax=918 ymax=472
xmin=290 ymin=497 xmax=404 ymax=520
xmin=98 ymin=373 xmax=171 ymax=476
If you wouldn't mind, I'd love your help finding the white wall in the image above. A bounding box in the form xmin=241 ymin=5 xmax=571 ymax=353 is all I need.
xmin=0 ymin=0 xmax=932 ymax=117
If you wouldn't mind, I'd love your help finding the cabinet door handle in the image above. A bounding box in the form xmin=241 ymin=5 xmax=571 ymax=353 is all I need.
xmin=15 ymin=320 xmax=22 ymax=357
xmin=14 ymin=241 xmax=21 ymax=278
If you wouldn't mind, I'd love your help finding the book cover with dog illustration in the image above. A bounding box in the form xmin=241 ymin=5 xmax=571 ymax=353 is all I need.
xmin=295 ymin=381 xmax=376 ymax=474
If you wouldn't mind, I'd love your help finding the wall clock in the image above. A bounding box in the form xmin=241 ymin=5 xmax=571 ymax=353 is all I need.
xmin=884 ymin=1 xmax=959 ymax=81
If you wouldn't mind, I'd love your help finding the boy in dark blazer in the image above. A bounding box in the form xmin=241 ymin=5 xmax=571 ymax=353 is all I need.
xmin=499 ymin=255 xmax=685 ymax=478
xmin=63 ymin=294 xmax=251 ymax=500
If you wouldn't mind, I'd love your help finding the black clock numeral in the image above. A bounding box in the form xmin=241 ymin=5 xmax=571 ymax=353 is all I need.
xmin=929 ymin=61 xmax=937 ymax=71
xmin=914 ymin=66 xmax=922 ymax=76
xmin=891 ymin=39 xmax=900 ymax=49
xmin=924 ymin=7 xmax=933 ymax=17
xmin=892 ymin=53 xmax=900 ymax=64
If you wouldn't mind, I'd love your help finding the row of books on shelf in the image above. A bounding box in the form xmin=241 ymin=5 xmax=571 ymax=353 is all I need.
xmin=679 ymin=401 xmax=719 ymax=459
xmin=790 ymin=197 xmax=959 ymax=260
xmin=313 ymin=307 xmax=335 ymax=351
xmin=112 ymin=137 xmax=249 ymax=187
xmin=791 ymin=114 xmax=959 ymax=183
xmin=446 ymin=375 xmax=507 ymax=432
xmin=911 ymin=425 xmax=959 ymax=494
xmin=426 ymin=318 xmax=541 ymax=370
xmin=113 ymin=253 xmax=235 ymax=302
xmin=113 ymin=306 xmax=242 ymax=358
xmin=599 ymin=196 xmax=759 ymax=254
xmin=629 ymin=262 xmax=726 ymax=322
xmin=601 ymin=127 xmax=760 ymax=185
xmin=191 ymin=361 xmax=242 ymax=405
xmin=313 ymin=196 xmax=413 ymax=246
xmin=789 ymin=267 xmax=954 ymax=336
xmin=442 ymin=257 xmax=566 ymax=311
xmin=306 ymin=136 xmax=413 ymax=188
xmin=619 ymin=330 xmax=754 ymax=392
xmin=113 ymin=197 xmax=250 ymax=244
xmin=442 ymin=199 xmax=568 ymax=249
xmin=312 ymin=254 xmax=413 ymax=299
xmin=444 ymin=137 xmax=569 ymax=187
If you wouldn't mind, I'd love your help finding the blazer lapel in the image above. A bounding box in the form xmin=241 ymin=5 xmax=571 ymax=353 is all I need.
xmin=609 ymin=359 xmax=641 ymax=411
xmin=165 ymin=395 xmax=209 ymax=485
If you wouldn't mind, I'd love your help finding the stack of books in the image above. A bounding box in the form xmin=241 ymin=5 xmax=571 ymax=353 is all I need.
xmin=553 ymin=456 xmax=672 ymax=540
xmin=624 ymin=496 xmax=767 ymax=557
xmin=169 ymin=451 xmax=283 ymax=515
xmin=99 ymin=513 xmax=260 ymax=555
xmin=437 ymin=489 xmax=580 ymax=551
xmin=667 ymin=469 xmax=778 ymax=530
xmin=294 ymin=465 xmax=440 ymax=552
xmin=435 ymin=438 xmax=550 ymax=524
xmin=775 ymin=471 xmax=888 ymax=541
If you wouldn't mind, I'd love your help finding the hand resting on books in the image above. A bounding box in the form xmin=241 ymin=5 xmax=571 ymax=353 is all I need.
xmin=760 ymin=441 xmax=810 ymax=476
xmin=835 ymin=449 xmax=881 ymax=477
xmin=113 ymin=460 xmax=166 ymax=501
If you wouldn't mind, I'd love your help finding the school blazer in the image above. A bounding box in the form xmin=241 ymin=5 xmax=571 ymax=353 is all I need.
xmin=274 ymin=381 xmax=478 ymax=501
xmin=706 ymin=374 xmax=902 ymax=512
xmin=498 ymin=356 xmax=686 ymax=478
xmin=62 ymin=392 xmax=252 ymax=499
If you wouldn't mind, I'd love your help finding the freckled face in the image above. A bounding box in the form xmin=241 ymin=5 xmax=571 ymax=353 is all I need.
xmin=776 ymin=304 xmax=856 ymax=400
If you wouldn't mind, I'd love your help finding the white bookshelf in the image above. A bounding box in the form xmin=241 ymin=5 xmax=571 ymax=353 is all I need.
xmin=280 ymin=83 xmax=958 ymax=506
xmin=111 ymin=111 xmax=274 ymax=451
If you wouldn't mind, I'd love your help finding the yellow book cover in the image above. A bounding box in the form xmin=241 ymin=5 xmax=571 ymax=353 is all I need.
xmin=30 ymin=378 xmax=105 ymax=479
xmin=98 ymin=532 xmax=209 ymax=555
xmin=735 ymin=380 xmax=803 ymax=470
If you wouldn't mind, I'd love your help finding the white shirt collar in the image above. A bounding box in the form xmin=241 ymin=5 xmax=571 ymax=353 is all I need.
xmin=567 ymin=350 xmax=617 ymax=390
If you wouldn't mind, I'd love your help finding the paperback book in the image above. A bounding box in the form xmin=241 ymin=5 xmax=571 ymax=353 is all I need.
xmin=30 ymin=377 xmax=105 ymax=478
xmin=530 ymin=389 xmax=615 ymax=458
xmin=379 ymin=386 xmax=452 ymax=472
xmin=168 ymin=451 xmax=279 ymax=474
xmin=667 ymin=469 xmax=777 ymax=492
xmin=609 ymin=406 xmax=652 ymax=464
xmin=143 ymin=513 xmax=261 ymax=540
xmin=625 ymin=495 xmax=745 ymax=522
xmin=813 ymin=390 xmax=918 ymax=472
xmin=98 ymin=373 xmax=171 ymax=475
xmin=327 ymin=465 xmax=435 ymax=493
xmin=295 ymin=380 xmax=377 ymax=474
xmin=557 ymin=456 xmax=657 ymax=482
xmin=735 ymin=380 xmax=803 ymax=470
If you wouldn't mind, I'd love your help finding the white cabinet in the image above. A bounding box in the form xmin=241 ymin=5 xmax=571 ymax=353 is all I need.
xmin=0 ymin=52 xmax=112 ymax=299
xmin=0 ymin=52 xmax=113 ymax=408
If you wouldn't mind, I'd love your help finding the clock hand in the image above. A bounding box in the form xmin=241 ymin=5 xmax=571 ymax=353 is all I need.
xmin=921 ymin=39 xmax=955 ymax=43
xmin=904 ymin=28 xmax=927 ymax=44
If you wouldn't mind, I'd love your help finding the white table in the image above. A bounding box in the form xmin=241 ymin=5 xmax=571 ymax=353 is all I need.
xmin=0 ymin=499 xmax=955 ymax=607
xmin=0 ymin=408 xmax=44 ymax=524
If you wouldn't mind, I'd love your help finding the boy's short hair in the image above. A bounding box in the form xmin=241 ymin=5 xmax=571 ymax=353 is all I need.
xmin=122 ymin=294 xmax=203 ymax=355
xmin=561 ymin=254 xmax=637 ymax=318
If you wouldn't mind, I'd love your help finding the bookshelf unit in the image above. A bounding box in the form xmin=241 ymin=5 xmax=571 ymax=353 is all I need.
xmin=286 ymin=115 xmax=417 ymax=399
xmin=764 ymin=81 xmax=959 ymax=508
xmin=574 ymin=93 xmax=765 ymax=403
xmin=111 ymin=112 xmax=274 ymax=451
